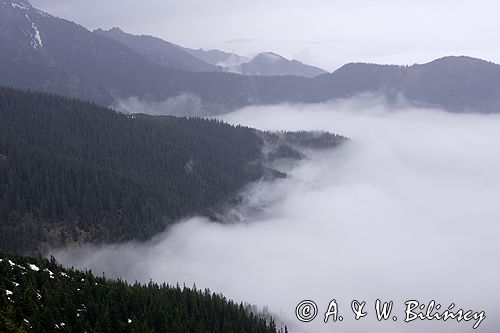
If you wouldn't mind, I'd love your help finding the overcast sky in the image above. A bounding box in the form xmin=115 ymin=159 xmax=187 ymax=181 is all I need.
xmin=30 ymin=0 xmax=500 ymax=70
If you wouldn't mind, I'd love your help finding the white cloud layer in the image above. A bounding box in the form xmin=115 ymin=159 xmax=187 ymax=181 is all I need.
xmin=113 ymin=94 xmax=205 ymax=116
xmin=54 ymin=97 xmax=500 ymax=332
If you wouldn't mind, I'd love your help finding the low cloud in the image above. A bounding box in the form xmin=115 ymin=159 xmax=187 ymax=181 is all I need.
xmin=113 ymin=93 xmax=206 ymax=116
xmin=54 ymin=97 xmax=500 ymax=333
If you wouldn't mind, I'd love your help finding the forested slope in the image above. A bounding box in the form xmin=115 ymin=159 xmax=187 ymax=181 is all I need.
xmin=0 ymin=252 xmax=283 ymax=333
xmin=0 ymin=87 xmax=346 ymax=254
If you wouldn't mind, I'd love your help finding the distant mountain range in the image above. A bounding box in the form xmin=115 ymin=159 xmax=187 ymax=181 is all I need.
xmin=1 ymin=0 xmax=500 ymax=113
xmin=182 ymin=47 xmax=250 ymax=70
xmin=94 ymin=27 xmax=327 ymax=77
xmin=94 ymin=27 xmax=222 ymax=72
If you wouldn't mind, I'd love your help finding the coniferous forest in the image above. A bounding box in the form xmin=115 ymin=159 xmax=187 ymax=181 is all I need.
xmin=3 ymin=1 xmax=497 ymax=332
xmin=0 ymin=86 xmax=346 ymax=254
xmin=0 ymin=252 xmax=284 ymax=333
xmin=0 ymin=85 xmax=263 ymax=254
xmin=0 ymin=86 xmax=343 ymax=332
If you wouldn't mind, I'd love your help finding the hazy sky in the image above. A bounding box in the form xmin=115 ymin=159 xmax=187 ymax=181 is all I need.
xmin=30 ymin=0 xmax=500 ymax=70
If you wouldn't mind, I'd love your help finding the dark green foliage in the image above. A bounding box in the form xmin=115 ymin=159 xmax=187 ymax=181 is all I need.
xmin=261 ymin=130 xmax=347 ymax=161
xmin=0 ymin=252 xmax=282 ymax=333
xmin=266 ymin=131 xmax=347 ymax=150
xmin=0 ymin=87 xmax=268 ymax=254
xmin=0 ymin=87 xmax=346 ymax=255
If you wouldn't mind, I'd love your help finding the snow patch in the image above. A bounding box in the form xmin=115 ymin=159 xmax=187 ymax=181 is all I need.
xmin=11 ymin=1 xmax=29 ymax=10
xmin=5 ymin=290 xmax=13 ymax=296
xmin=28 ymin=263 xmax=40 ymax=271
xmin=25 ymin=14 xmax=43 ymax=49
xmin=7 ymin=260 xmax=26 ymax=270
xmin=44 ymin=268 xmax=55 ymax=279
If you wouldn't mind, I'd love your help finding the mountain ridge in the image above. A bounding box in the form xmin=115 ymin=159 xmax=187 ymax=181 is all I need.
xmin=95 ymin=27 xmax=327 ymax=77
xmin=182 ymin=47 xmax=250 ymax=69
xmin=239 ymin=52 xmax=327 ymax=78
xmin=0 ymin=252 xmax=282 ymax=332
xmin=94 ymin=27 xmax=221 ymax=72
xmin=1 ymin=0 xmax=499 ymax=113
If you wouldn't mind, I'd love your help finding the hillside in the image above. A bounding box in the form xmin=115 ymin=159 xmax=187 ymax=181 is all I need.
xmin=94 ymin=27 xmax=220 ymax=72
xmin=0 ymin=87 xmax=346 ymax=254
xmin=314 ymin=56 xmax=500 ymax=112
xmin=0 ymin=252 xmax=283 ymax=333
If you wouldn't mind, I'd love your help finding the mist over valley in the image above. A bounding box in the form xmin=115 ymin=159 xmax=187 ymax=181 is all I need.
xmin=1 ymin=1 xmax=499 ymax=332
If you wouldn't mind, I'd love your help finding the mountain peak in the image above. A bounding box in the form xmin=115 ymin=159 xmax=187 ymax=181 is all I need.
xmin=2 ymin=0 xmax=52 ymax=18
xmin=1 ymin=0 xmax=47 ymax=50
xmin=255 ymin=52 xmax=287 ymax=62
xmin=109 ymin=26 xmax=125 ymax=33
xmin=94 ymin=27 xmax=220 ymax=72
xmin=94 ymin=27 xmax=126 ymax=36
xmin=240 ymin=52 xmax=327 ymax=77
xmin=427 ymin=55 xmax=499 ymax=67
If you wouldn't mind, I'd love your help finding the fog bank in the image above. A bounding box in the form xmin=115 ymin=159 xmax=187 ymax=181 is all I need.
xmin=113 ymin=94 xmax=206 ymax=116
xmin=55 ymin=97 xmax=500 ymax=333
